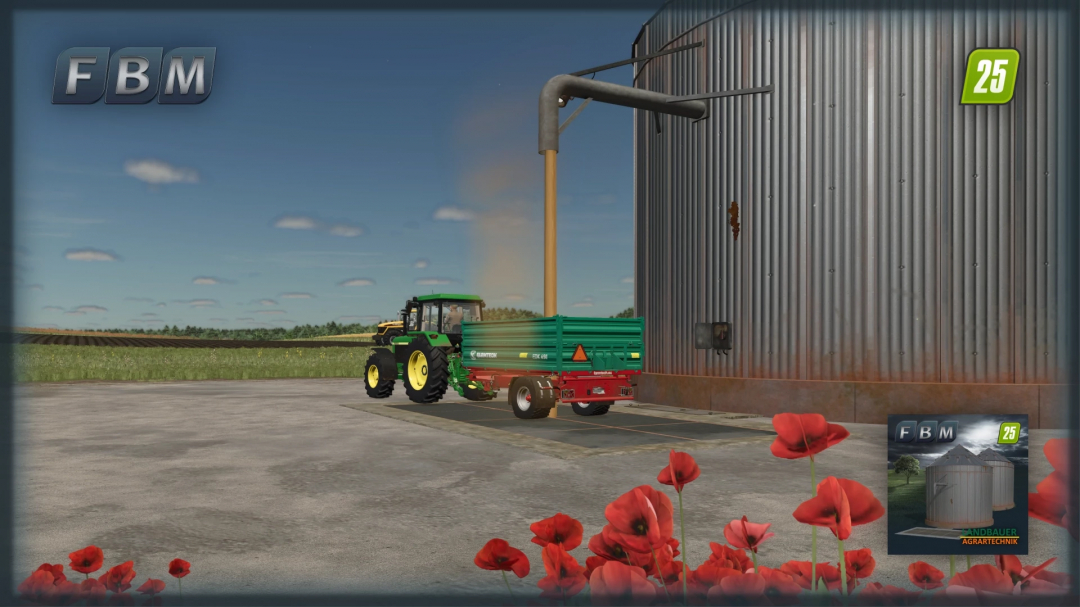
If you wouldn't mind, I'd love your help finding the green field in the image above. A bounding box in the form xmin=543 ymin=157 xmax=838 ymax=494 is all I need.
xmin=11 ymin=344 xmax=373 ymax=382
xmin=888 ymin=472 xmax=928 ymax=531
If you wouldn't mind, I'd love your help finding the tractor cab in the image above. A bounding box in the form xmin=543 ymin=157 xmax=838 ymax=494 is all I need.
xmin=401 ymin=294 xmax=484 ymax=348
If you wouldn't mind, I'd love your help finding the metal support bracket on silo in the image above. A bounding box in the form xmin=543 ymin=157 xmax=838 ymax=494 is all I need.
xmin=664 ymin=84 xmax=774 ymax=103
xmin=558 ymin=98 xmax=592 ymax=134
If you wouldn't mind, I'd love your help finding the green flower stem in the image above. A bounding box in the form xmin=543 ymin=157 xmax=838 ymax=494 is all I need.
xmin=949 ymin=555 xmax=956 ymax=579
xmin=837 ymin=538 xmax=848 ymax=597
xmin=501 ymin=570 xmax=515 ymax=600
xmin=678 ymin=490 xmax=689 ymax=604
xmin=810 ymin=457 xmax=818 ymax=592
xmin=966 ymin=555 xmax=971 ymax=571
xmin=650 ymin=546 xmax=672 ymax=604
xmin=751 ymin=550 xmax=759 ymax=571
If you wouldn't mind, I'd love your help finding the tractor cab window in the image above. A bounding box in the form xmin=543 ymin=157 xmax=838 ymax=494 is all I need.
xmin=421 ymin=303 xmax=440 ymax=332
xmin=440 ymin=302 xmax=481 ymax=334
xmin=406 ymin=307 xmax=419 ymax=331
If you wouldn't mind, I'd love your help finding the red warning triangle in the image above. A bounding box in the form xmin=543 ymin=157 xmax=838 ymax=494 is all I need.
xmin=571 ymin=344 xmax=589 ymax=362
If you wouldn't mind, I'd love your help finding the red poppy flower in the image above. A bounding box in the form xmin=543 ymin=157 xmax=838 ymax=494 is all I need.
xmin=658 ymin=449 xmax=701 ymax=493
xmin=667 ymin=537 xmax=681 ymax=558
xmin=807 ymin=562 xmax=854 ymax=593
xmin=706 ymin=572 xmax=770 ymax=606
xmin=755 ymin=567 xmax=804 ymax=605
xmin=682 ymin=561 xmax=743 ymax=606
xmin=100 ymin=561 xmax=136 ymax=593
xmin=36 ymin=563 xmax=67 ymax=585
xmin=724 ymin=516 xmax=776 ymax=554
xmin=594 ymin=527 xmax=655 ymax=571
xmin=949 ymin=564 xmax=1015 ymax=593
xmin=842 ymin=548 xmax=876 ymax=583
xmin=474 ymin=538 xmax=530 ymax=578
xmin=707 ymin=542 xmax=753 ymax=572
xmin=778 ymin=560 xmax=840 ymax=591
xmin=770 ymin=413 xmax=850 ymax=459
xmin=52 ymin=580 xmax=82 ymax=607
xmin=604 ymin=487 xmax=672 ymax=553
xmin=909 ymin=561 xmax=946 ymax=590
xmin=634 ymin=485 xmax=675 ymax=540
xmin=1028 ymin=438 xmax=1079 ymax=541
xmin=81 ymin=579 xmax=108 ymax=606
xmin=167 ymin=558 xmax=190 ymax=579
xmin=530 ymin=513 xmax=584 ymax=550
xmin=1028 ymin=568 xmax=1072 ymax=590
xmin=136 ymin=579 xmax=166 ymax=596
xmin=793 ymin=477 xmax=883 ymax=540
xmin=653 ymin=549 xmax=688 ymax=586
xmin=19 ymin=570 xmax=58 ymax=604
xmin=857 ymin=582 xmax=922 ymax=606
xmin=537 ymin=543 xmax=587 ymax=601
xmin=584 ymin=556 xmax=607 ymax=581
xmin=69 ymin=546 xmax=105 ymax=575
xmin=589 ymin=560 xmax=658 ymax=606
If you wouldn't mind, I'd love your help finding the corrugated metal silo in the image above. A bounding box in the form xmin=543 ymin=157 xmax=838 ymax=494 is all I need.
xmin=924 ymin=445 xmax=994 ymax=529
xmin=630 ymin=0 xmax=1076 ymax=428
xmin=977 ymin=448 xmax=1016 ymax=511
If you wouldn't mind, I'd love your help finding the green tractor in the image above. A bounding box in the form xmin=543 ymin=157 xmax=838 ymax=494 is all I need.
xmin=362 ymin=294 xmax=495 ymax=404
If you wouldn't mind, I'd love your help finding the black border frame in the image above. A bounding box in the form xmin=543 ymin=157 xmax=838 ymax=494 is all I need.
xmin=2 ymin=1 xmax=1077 ymax=605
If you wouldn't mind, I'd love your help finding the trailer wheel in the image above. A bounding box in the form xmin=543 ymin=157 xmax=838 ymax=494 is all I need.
xmin=363 ymin=350 xmax=397 ymax=398
xmin=403 ymin=339 xmax=449 ymax=404
xmin=570 ymin=402 xmax=610 ymax=416
xmin=463 ymin=384 xmax=495 ymax=402
xmin=508 ymin=377 xmax=555 ymax=419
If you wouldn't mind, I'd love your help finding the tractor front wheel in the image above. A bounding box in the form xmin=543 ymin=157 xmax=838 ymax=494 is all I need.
xmin=508 ymin=377 xmax=556 ymax=419
xmin=403 ymin=339 xmax=449 ymax=404
xmin=363 ymin=350 xmax=397 ymax=398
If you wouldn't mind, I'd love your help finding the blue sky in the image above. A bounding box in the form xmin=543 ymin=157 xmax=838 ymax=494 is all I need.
xmin=13 ymin=10 xmax=652 ymax=330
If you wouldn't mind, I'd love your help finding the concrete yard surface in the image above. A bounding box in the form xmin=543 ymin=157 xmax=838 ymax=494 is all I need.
xmin=14 ymin=379 xmax=1076 ymax=602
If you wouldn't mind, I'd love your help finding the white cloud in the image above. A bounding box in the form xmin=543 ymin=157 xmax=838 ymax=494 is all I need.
xmin=258 ymin=299 xmax=277 ymax=306
xmin=433 ymin=206 xmax=474 ymax=221
xmin=193 ymin=277 xmax=221 ymax=285
xmin=415 ymin=278 xmax=457 ymax=285
xmin=254 ymin=310 xmax=286 ymax=315
xmin=131 ymin=318 xmax=165 ymax=324
xmin=571 ymin=297 xmax=594 ymax=308
xmin=124 ymin=159 xmax=199 ymax=185
xmin=339 ymin=278 xmax=375 ymax=287
xmin=42 ymin=306 xmax=63 ymax=312
xmin=125 ymin=297 xmax=154 ymax=303
xmin=621 ymin=276 xmax=634 ymax=284
xmin=272 ymin=214 xmax=366 ymax=238
xmin=74 ymin=305 xmax=107 ymax=313
xmin=413 ymin=258 xmax=429 ymax=269
xmin=328 ymin=224 xmax=364 ymax=237
xmin=27 ymin=284 xmax=43 ymax=291
xmin=274 ymin=215 xmax=319 ymax=230
xmin=155 ymin=302 xmax=167 ymax=308
xmin=176 ymin=299 xmax=218 ymax=307
xmin=236 ymin=317 xmax=255 ymax=322
xmin=504 ymin=294 xmax=525 ymax=301
xmin=64 ymin=248 xmax=118 ymax=262
xmin=64 ymin=311 xmax=85 ymax=316
xmin=280 ymin=292 xmax=314 ymax=299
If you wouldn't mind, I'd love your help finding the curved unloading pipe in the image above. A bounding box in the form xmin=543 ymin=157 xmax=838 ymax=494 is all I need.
xmin=538 ymin=75 xmax=707 ymax=316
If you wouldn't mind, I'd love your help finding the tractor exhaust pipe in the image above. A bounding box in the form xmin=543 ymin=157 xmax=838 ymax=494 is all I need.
xmin=538 ymin=75 xmax=707 ymax=316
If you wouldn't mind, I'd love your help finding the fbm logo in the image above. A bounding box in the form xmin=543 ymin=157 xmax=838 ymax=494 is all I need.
xmin=53 ymin=47 xmax=216 ymax=104
xmin=894 ymin=420 xmax=959 ymax=443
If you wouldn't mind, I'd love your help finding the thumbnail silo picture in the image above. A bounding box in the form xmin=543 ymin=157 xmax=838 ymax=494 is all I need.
xmin=924 ymin=445 xmax=994 ymax=529
xmin=978 ymin=448 xmax=1016 ymax=511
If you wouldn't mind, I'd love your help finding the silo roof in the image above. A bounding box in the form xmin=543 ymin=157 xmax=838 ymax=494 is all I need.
xmin=978 ymin=448 xmax=1012 ymax=463
xmin=928 ymin=445 xmax=988 ymax=467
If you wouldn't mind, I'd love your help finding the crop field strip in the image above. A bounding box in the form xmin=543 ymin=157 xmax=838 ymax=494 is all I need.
xmin=6 ymin=333 xmax=374 ymax=348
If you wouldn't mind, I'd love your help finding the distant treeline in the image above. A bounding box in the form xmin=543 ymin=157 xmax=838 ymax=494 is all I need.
xmin=77 ymin=306 xmax=635 ymax=340
xmin=85 ymin=321 xmax=381 ymax=341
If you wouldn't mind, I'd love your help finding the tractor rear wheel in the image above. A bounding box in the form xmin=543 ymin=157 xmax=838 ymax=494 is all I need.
xmin=508 ymin=376 xmax=556 ymax=419
xmin=363 ymin=350 xmax=397 ymax=398
xmin=570 ymin=402 xmax=610 ymax=416
xmin=403 ymin=338 xmax=449 ymax=404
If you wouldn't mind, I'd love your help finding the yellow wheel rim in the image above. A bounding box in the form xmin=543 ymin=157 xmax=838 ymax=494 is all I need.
xmin=408 ymin=350 xmax=428 ymax=390
xmin=367 ymin=364 xmax=379 ymax=386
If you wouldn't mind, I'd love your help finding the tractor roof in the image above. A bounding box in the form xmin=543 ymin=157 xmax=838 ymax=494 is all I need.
xmin=415 ymin=293 xmax=483 ymax=302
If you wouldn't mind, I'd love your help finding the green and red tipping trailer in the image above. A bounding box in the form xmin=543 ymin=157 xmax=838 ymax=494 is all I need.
xmin=361 ymin=294 xmax=643 ymax=419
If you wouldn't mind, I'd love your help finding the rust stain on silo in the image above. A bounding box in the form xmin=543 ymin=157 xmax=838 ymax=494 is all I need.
xmin=728 ymin=201 xmax=740 ymax=241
